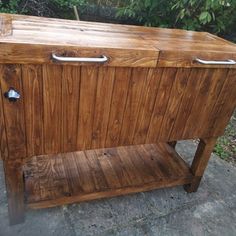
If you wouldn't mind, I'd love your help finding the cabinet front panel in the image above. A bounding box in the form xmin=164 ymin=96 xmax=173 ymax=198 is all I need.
xmin=0 ymin=64 xmax=235 ymax=159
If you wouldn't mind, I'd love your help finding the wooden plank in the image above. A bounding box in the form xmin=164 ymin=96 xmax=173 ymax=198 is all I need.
xmin=96 ymin=149 xmax=122 ymax=189
xmin=105 ymin=68 xmax=132 ymax=147
xmin=133 ymin=68 xmax=162 ymax=144
xmin=184 ymin=138 xmax=217 ymax=192
xmin=146 ymin=68 xmax=177 ymax=143
xmin=158 ymin=68 xmax=190 ymax=141
xmin=4 ymin=160 xmax=25 ymax=225
xmin=43 ymin=64 xmax=62 ymax=154
xmin=24 ymin=143 xmax=193 ymax=209
xmin=62 ymin=65 xmax=81 ymax=152
xmin=0 ymin=15 xmax=12 ymax=36
xmin=182 ymin=69 xmax=215 ymax=138
xmin=22 ymin=65 xmax=43 ymax=157
xmin=119 ymin=68 xmax=147 ymax=145
xmin=62 ymin=152 xmax=84 ymax=195
xmin=77 ymin=66 xmax=98 ymax=150
xmin=194 ymin=68 xmax=228 ymax=137
xmin=0 ymin=80 xmax=8 ymax=160
xmin=0 ymin=65 xmax=26 ymax=159
xmin=206 ymin=69 xmax=236 ymax=137
xmin=169 ymin=68 xmax=205 ymax=140
xmin=73 ymin=151 xmax=96 ymax=193
xmin=95 ymin=148 xmax=132 ymax=187
xmin=84 ymin=149 xmax=109 ymax=191
xmin=91 ymin=67 xmax=115 ymax=149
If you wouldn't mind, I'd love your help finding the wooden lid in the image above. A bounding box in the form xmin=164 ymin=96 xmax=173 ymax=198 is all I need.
xmin=1 ymin=13 xmax=236 ymax=68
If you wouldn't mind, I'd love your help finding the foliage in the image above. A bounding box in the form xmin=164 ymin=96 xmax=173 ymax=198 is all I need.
xmin=0 ymin=0 xmax=87 ymax=18
xmin=117 ymin=0 xmax=236 ymax=35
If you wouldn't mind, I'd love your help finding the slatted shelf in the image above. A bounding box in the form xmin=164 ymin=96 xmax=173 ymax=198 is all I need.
xmin=23 ymin=143 xmax=193 ymax=209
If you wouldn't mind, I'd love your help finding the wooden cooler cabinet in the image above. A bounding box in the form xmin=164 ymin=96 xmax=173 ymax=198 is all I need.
xmin=0 ymin=13 xmax=236 ymax=225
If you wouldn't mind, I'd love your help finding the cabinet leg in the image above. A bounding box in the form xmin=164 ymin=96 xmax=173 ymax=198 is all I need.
xmin=3 ymin=160 xmax=25 ymax=225
xmin=168 ymin=141 xmax=177 ymax=149
xmin=184 ymin=138 xmax=217 ymax=193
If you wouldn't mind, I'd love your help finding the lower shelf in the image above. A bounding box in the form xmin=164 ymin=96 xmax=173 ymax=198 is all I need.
xmin=23 ymin=143 xmax=193 ymax=209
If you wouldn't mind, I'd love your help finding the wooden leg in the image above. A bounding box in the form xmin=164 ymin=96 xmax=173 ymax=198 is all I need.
xmin=168 ymin=141 xmax=177 ymax=149
xmin=3 ymin=160 xmax=25 ymax=225
xmin=184 ymin=138 xmax=217 ymax=193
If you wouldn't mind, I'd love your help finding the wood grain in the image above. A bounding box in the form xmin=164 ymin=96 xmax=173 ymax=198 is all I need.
xmin=24 ymin=143 xmax=193 ymax=209
xmin=77 ymin=66 xmax=98 ymax=150
xmin=62 ymin=65 xmax=81 ymax=152
xmin=22 ymin=65 xmax=43 ymax=156
xmin=0 ymin=65 xmax=26 ymax=159
xmin=43 ymin=64 xmax=62 ymax=154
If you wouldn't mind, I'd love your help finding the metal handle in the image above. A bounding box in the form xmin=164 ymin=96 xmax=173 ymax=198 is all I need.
xmin=195 ymin=58 xmax=236 ymax=65
xmin=4 ymin=87 xmax=20 ymax=102
xmin=52 ymin=53 xmax=108 ymax=63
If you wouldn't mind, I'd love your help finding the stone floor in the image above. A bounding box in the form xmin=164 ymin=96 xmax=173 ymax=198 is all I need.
xmin=0 ymin=141 xmax=235 ymax=236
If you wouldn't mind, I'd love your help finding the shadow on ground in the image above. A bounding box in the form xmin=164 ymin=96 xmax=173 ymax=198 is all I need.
xmin=0 ymin=141 xmax=235 ymax=236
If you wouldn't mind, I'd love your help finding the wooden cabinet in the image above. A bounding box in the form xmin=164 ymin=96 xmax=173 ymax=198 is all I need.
xmin=0 ymin=13 xmax=236 ymax=225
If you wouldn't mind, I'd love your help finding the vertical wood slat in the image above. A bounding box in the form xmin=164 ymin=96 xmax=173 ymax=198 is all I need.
xmin=158 ymin=68 xmax=190 ymax=141
xmin=207 ymin=69 xmax=236 ymax=137
xmin=91 ymin=67 xmax=115 ymax=149
xmin=133 ymin=68 xmax=163 ymax=144
xmin=169 ymin=68 xmax=205 ymax=140
xmin=0 ymin=77 xmax=8 ymax=160
xmin=105 ymin=68 xmax=132 ymax=147
xmin=146 ymin=68 xmax=177 ymax=143
xmin=62 ymin=66 xmax=81 ymax=152
xmin=195 ymin=69 xmax=228 ymax=137
xmin=0 ymin=15 xmax=12 ymax=36
xmin=22 ymin=65 xmax=43 ymax=157
xmin=43 ymin=65 xmax=62 ymax=154
xmin=77 ymin=66 xmax=98 ymax=150
xmin=0 ymin=65 xmax=26 ymax=159
xmin=119 ymin=68 xmax=148 ymax=145
xmin=182 ymin=69 xmax=215 ymax=138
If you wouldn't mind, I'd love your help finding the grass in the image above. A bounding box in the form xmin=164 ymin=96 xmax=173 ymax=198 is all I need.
xmin=214 ymin=113 xmax=236 ymax=166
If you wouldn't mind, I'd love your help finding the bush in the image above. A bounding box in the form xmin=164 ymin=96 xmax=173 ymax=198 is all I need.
xmin=0 ymin=0 xmax=87 ymax=18
xmin=117 ymin=0 xmax=236 ymax=35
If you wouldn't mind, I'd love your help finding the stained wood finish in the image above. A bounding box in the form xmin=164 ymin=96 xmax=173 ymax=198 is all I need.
xmin=0 ymin=65 xmax=26 ymax=159
xmin=1 ymin=14 xmax=236 ymax=68
xmin=0 ymin=65 xmax=235 ymax=159
xmin=24 ymin=143 xmax=193 ymax=209
xmin=184 ymin=138 xmax=217 ymax=192
xmin=0 ymin=13 xmax=236 ymax=225
xmin=4 ymin=160 xmax=25 ymax=225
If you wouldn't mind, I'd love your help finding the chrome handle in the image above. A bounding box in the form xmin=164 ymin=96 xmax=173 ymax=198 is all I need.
xmin=195 ymin=58 xmax=236 ymax=65
xmin=52 ymin=53 xmax=108 ymax=63
xmin=4 ymin=87 xmax=20 ymax=102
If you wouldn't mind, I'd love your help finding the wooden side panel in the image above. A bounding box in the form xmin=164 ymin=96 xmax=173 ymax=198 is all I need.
xmin=207 ymin=69 xmax=236 ymax=137
xmin=0 ymin=78 xmax=8 ymax=160
xmin=43 ymin=65 xmax=62 ymax=154
xmin=0 ymin=65 xmax=26 ymax=159
xmin=169 ymin=68 xmax=206 ymax=140
xmin=133 ymin=68 xmax=163 ymax=144
xmin=158 ymin=68 xmax=190 ymax=140
xmin=119 ymin=68 xmax=148 ymax=145
xmin=146 ymin=68 xmax=177 ymax=143
xmin=77 ymin=67 xmax=98 ymax=150
xmin=105 ymin=68 xmax=132 ymax=147
xmin=62 ymin=66 xmax=81 ymax=152
xmin=22 ymin=65 xmax=43 ymax=156
xmin=91 ymin=67 xmax=115 ymax=149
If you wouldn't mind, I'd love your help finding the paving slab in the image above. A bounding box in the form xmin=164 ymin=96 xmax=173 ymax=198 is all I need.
xmin=0 ymin=141 xmax=235 ymax=236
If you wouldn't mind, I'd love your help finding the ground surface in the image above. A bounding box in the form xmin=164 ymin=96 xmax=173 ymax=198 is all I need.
xmin=214 ymin=111 xmax=236 ymax=166
xmin=0 ymin=141 xmax=236 ymax=236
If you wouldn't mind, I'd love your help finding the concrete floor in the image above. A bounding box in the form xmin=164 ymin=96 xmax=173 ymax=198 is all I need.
xmin=0 ymin=141 xmax=235 ymax=236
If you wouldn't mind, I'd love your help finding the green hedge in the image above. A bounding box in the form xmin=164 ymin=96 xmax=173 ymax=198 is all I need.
xmin=1 ymin=0 xmax=235 ymax=38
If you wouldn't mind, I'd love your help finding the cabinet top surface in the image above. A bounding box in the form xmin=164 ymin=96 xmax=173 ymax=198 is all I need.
xmin=1 ymin=13 xmax=236 ymax=53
